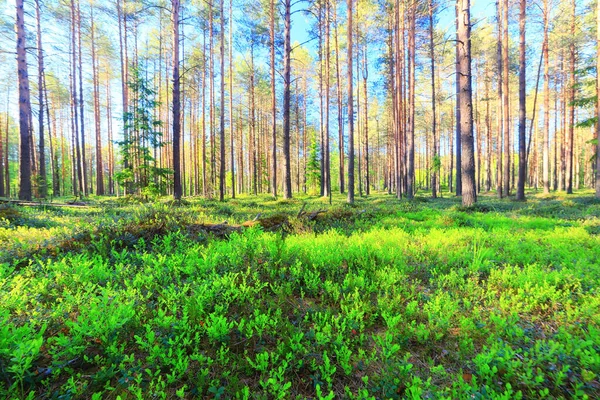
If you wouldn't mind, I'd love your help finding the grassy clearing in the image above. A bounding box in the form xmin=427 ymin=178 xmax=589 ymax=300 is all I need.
xmin=1 ymin=190 xmax=599 ymax=399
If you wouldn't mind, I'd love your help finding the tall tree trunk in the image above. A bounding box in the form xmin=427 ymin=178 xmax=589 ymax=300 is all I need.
xmin=347 ymin=0 xmax=355 ymax=204
xmin=516 ymin=0 xmax=526 ymax=200
xmin=485 ymin=64 xmax=492 ymax=191
xmin=406 ymin=0 xmax=415 ymax=199
xmin=542 ymin=0 xmax=550 ymax=194
xmin=91 ymin=7 xmax=104 ymax=195
xmin=17 ymin=0 xmax=32 ymax=200
xmin=496 ymin=0 xmax=503 ymax=197
xmin=172 ymin=0 xmax=182 ymax=200
xmin=282 ymin=0 xmax=292 ymax=198
xmin=363 ymin=36 xmax=369 ymax=196
xmin=229 ymin=0 xmax=235 ymax=199
xmin=457 ymin=0 xmax=476 ymax=206
xmin=77 ymin=0 xmax=87 ymax=195
xmin=219 ymin=0 xmax=226 ymax=201
xmin=502 ymin=0 xmax=510 ymax=196
xmin=455 ymin=2 xmax=462 ymax=196
xmin=596 ymin=0 xmax=600 ymax=198
xmin=429 ymin=0 xmax=437 ymax=198
xmin=324 ymin=0 xmax=331 ymax=198
xmin=566 ymin=0 xmax=575 ymax=194
xmin=334 ymin=4 xmax=344 ymax=193
xmin=35 ymin=0 xmax=47 ymax=198
xmin=209 ymin=1 xmax=215 ymax=192
xmin=0 ymin=109 xmax=4 ymax=197
xmin=270 ymin=0 xmax=277 ymax=197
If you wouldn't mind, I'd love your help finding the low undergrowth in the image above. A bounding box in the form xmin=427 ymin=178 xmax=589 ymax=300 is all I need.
xmin=1 ymin=190 xmax=599 ymax=399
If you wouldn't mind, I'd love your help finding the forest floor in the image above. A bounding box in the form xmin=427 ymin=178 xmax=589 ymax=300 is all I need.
xmin=1 ymin=190 xmax=599 ymax=399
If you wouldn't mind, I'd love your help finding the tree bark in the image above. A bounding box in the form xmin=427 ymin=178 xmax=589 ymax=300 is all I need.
xmin=457 ymin=0 xmax=476 ymax=206
xmin=502 ymin=0 xmax=510 ymax=196
xmin=347 ymin=0 xmax=355 ymax=204
xmin=429 ymin=0 xmax=437 ymax=198
xmin=172 ymin=0 xmax=182 ymax=200
xmin=270 ymin=0 xmax=277 ymax=197
xmin=596 ymin=0 xmax=600 ymax=198
xmin=35 ymin=0 xmax=47 ymax=198
xmin=219 ymin=0 xmax=226 ymax=201
xmin=17 ymin=0 xmax=33 ymax=200
xmin=282 ymin=0 xmax=293 ymax=198
xmin=455 ymin=1 xmax=462 ymax=196
xmin=543 ymin=0 xmax=550 ymax=194
xmin=334 ymin=4 xmax=344 ymax=194
xmin=516 ymin=0 xmax=526 ymax=200
xmin=566 ymin=0 xmax=575 ymax=194
xmin=406 ymin=0 xmax=415 ymax=199
xmin=91 ymin=7 xmax=104 ymax=195
xmin=229 ymin=0 xmax=235 ymax=199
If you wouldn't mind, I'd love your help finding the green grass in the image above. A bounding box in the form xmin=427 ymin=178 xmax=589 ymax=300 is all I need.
xmin=1 ymin=190 xmax=599 ymax=399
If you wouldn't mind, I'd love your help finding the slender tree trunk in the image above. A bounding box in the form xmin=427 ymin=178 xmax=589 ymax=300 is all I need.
xmin=35 ymin=0 xmax=47 ymax=198
xmin=106 ymin=75 xmax=114 ymax=195
xmin=596 ymin=0 xmax=600 ymax=198
xmin=429 ymin=0 xmax=437 ymax=198
xmin=77 ymin=0 xmax=87 ymax=195
xmin=496 ymin=0 xmax=503 ymax=197
xmin=485 ymin=64 xmax=492 ymax=192
xmin=91 ymin=8 xmax=104 ymax=195
xmin=16 ymin=0 xmax=32 ymax=200
xmin=407 ymin=0 xmax=415 ymax=199
xmin=458 ymin=0 xmax=476 ymax=206
xmin=325 ymin=0 xmax=331 ymax=198
xmin=363 ymin=37 xmax=369 ymax=196
xmin=334 ymin=4 xmax=344 ymax=193
xmin=543 ymin=0 xmax=550 ymax=194
xmin=229 ymin=0 xmax=235 ymax=199
xmin=0 ymin=109 xmax=4 ymax=197
xmin=172 ymin=0 xmax=182 ymax=200
xmin=455 ymin=2 xmax=462 ymax=196
xmin=566 ymin=0 xmax=575 ymax=194
xmin=516 ymin=0 xmax=526 ymax=200
xmin=347 ymin=0 xmax=355 ymax=204
xmin=209 ymin=2 xmax=215 ymax=192
xmin=282 ymin=0 xmax=293 ymax=198
xmin=270 ymin=0 xmax=277 ymax=197
xmin=219 ymin=0 xmax=226 ymax=201
xmin=502 ymin=0 xmax=510 ymax=196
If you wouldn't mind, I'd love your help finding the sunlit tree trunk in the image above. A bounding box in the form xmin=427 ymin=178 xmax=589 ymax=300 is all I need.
xmin=502 ymin=0 xmax=510 ymax=196
xmin=17 ymin=0 xmax=32 ymax=200
xmin=282 ymin=0 xmax=292 ymax=198
xmin=596 ymin=0 xmax=600 ymax=198
xmin=35 ymin=0 xmax=47 ymax=198
xmin=324 ymin=0 xmax=331 ymax=198
xmin=219 ymin=0 xmax=226 ymax=201
xmin=229 ymin=0 xmax=235 ymax=199
xmin=91 ymin=7 xmax=104 ymax=195
xmin=454 ymin=1 xmax=462 ymax=196
xmin=270 ymin=0 xmax=277 ymax=197
xmin=516 ymin=0 xmax=526 ymax=200
xmin=406 ymin=0 xmax=415 ymax=199
xmin=543 ymin=0 xmax=550 ymax=194
xmin=77 ymin=0 xmax=87 ymax=195
xmin=429 ymin=0 xmax=437 ymax=198
xmin=334 ymin=4 xmax=344 ymax=194
xmin=457 ymin=0 xmax=476 ymax=206
xmin=566 ymin=0 xmax=575 ymax=194
xmin=347 ymin=0 xmax=355 ymax=204
xmin=172 ymin=0 xmax=182 ymax=200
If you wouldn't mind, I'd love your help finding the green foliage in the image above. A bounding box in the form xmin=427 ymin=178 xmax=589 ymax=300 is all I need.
xmin=306 ymin=131 xmax=321 ymax=195
xmin=116 ymin=66 xmax=171 ymax=198
xmin=1 ymin=191 xmax=600 ymax=398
